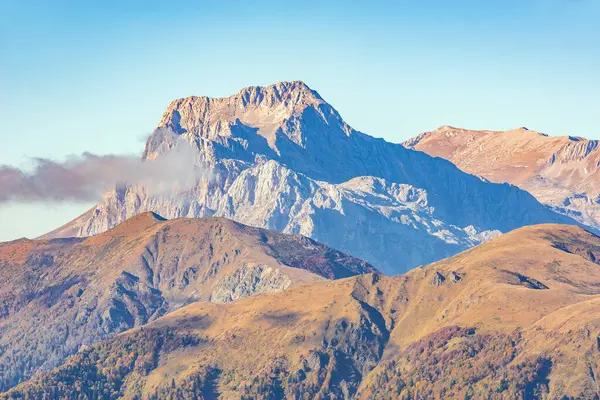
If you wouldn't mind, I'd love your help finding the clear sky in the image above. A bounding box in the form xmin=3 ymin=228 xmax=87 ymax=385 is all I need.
xmin=1 ymin=0 xmax=599 ymax=241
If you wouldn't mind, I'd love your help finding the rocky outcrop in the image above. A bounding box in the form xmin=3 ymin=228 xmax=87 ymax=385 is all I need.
xmin=501 ymin=270 xmax=549 ymax=290
xmin=431 ymin=271 xmax=446 ymax=286
xmin=209 ymin=264 xmax=294 ymax=303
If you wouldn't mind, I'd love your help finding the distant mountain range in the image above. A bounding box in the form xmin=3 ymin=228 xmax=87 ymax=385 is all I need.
xmin=7 ymin=223 xmax=600 ymax=399
xmin=405 ymin=125 xmax=600 ymax=229
xmin=45 ymin=81 xmax=579 ymax=274
xmin=0 ymin=212 xmax=373 ymax=391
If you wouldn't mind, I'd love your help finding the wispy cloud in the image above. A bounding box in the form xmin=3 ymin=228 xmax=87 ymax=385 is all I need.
xmin=0 ymin=132 xmax=208 ymax=203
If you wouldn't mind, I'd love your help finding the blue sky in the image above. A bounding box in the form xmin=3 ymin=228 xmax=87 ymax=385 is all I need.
xmin=1 ymin=0 xmax=599 ymax=240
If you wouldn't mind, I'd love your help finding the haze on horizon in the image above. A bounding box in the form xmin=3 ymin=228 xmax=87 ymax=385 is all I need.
xmin=1 ymin=0 xmax=599 ymax=241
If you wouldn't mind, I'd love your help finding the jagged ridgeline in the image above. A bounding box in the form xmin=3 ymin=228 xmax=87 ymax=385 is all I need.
xmin=6 ymin=224 xmax=600 ymax=399
xmin=44 ymin=81 xmax=579 ymax=274
xmin=0 ymin=213 xmax=374 ymax=392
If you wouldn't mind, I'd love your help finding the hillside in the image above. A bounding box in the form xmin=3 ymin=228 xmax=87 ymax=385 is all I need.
xmin=8 ymin=224 xmax=600 ymax=399
xmin=0 ymin=212 xmax=374 ymax=391
xmin=405 ymin=125 xmax=600 ymax=229
xmin=44 ymin=81 xmax=578 ymax=274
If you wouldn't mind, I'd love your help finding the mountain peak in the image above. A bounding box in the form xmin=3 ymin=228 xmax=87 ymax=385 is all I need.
xmin=237 ymin=80 xmax=322 ymax=100
xmin=54 ymin=82 xmax=581 ymax=276
xmin=155 ymin=80 xmax=326 ymax=139
xmin=145 ymin=80 xmax=346 ymax=159
xmin=162 ymin=80 xmax=322 ymax=116
xmin=435 ymin=125 xmax=460 ymax=131
xmin=97 ymin=211 xmax=167 ymax=239
xmin=510 ymin=126 xmax=546 ymax=136
xmin=406 ymin=125 xmax=600 ymax=229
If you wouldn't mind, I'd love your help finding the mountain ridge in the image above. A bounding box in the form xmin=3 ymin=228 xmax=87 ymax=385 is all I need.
xmin=405 ymin=125 xmax=600 ymax=229
xmin=45 ymin=81 xmax=581 ymax=274
xmin=7 ymin=223 xmax=600 ymax=399
xmin=0 ymin=212 xmax=374 ymax=391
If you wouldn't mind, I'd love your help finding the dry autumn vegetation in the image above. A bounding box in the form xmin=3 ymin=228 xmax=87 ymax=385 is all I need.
xmin=0 ymin=212 xmax=374 ymax=392
xmin=3 ymin=223 xmax=600 ymax=399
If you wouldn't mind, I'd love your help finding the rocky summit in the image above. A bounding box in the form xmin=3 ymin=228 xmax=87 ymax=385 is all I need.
xmin=46 ymin=81 xmax=578 ymax=274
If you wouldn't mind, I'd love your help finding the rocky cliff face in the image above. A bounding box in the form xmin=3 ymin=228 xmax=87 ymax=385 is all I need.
xmin=47 ymin=81 xmax=577 ymax=274
xmin=0 ymin=212 xmax=374 ymax=391
xmin=405 ymin=125 xmax=600 ymax=229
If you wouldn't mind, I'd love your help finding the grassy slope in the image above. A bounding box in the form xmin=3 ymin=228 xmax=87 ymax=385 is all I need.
xmin=0 ymin=212 xmax=374 ymax=392
xmin=5 ymin=224 xmax=600 ymax=399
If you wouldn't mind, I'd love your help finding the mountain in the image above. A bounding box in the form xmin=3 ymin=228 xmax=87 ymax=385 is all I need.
xmin=46 ymin=81 xmax=579 ymax=274
xmin=0 ymin=212 xmax=374 ymax=391
xmin=405 ymin=125 xmax=600 ymax=229
xmin=7 ymin=224 xmax=600 ymax=399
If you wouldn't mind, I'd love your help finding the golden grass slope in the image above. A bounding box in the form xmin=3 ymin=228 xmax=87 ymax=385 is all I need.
xmin=0 ymin=212 xmax=374 ymax=392
xmin=6 ymin=224 xmax=600 ymax=399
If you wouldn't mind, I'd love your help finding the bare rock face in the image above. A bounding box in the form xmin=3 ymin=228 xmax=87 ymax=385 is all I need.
xmin=210 ymin=264 xmax=293 ymax=303
xmin=405 ymin=125 xmax=600 ymax=230
xmin=100 ymin=271 xmax=168 ymax=334
xmin=431 ymin=271 xmax=446 ymax=286
xmin=47 ymin=81 xmax=577 ymax=274
xmin=450 ymin=271 xmax=462 ymax=282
